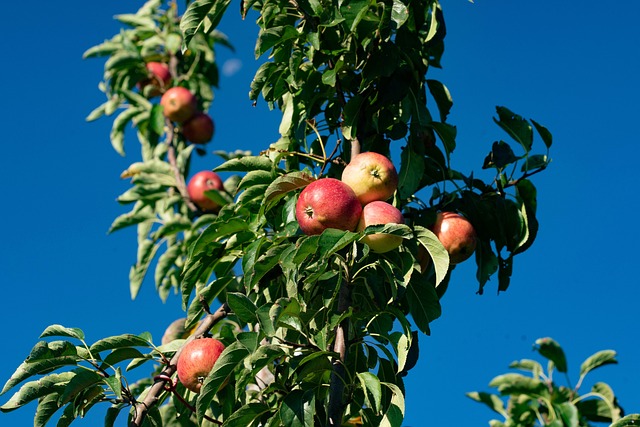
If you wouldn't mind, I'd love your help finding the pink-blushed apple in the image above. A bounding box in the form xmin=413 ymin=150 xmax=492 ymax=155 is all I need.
xmin=160 ymin=86 xmax=198 ymax=123
xmin=138 ymin=62 xmax=171 ymax=97
xmin=182 ymin=112 xmax=215 ymax=144
xmin=296 ymin=178 xmax=362 ymax=235
xmin=357 ymin=201 xmax=405 ymax=253
xmin=176 ymin=337 xmax=225 ymax=393
xmin=341 ymin=152 xmax=399 ymax=205
xmin=187 ymin=170 xmax=224 ymax=212
xmin=431 ymin=212 xmax=477 ymax=264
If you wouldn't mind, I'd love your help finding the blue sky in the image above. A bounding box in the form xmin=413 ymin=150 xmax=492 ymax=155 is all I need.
xmin=1 ymin=1 xmax=639 ymax=426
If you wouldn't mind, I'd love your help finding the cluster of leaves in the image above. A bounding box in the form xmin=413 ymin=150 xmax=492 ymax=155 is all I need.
xmin=468 ymin=337 xmax=640 ymax=427
xmin=83 ymin=0 xmax=233 ymax=301
xmin=1 ymin=0 xmax=558 ymax=426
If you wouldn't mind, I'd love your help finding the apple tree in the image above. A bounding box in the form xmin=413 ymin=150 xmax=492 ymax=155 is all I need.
xmin=0 ymin=0 xmax=557 ymax=426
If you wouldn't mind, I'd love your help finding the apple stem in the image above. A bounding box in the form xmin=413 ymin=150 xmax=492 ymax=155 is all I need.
xmin=129 ymin=303 xmax=230 ymax=427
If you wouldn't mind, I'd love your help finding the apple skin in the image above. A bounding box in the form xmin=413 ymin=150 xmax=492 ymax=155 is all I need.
xmin=357 ymin=201 xmax=405 ymax=253
xmin=187 ymin=171 xmax=224 ymax=212
xmin=431 ymin=212 xmax=477 ymax=264
xmin=137 ymin=62 xmax=171 ymax=97
xmin=182 ymin=112 xmax=215 ymax=144
xmin=296 ymin=178 xmax=362 ymax=235
xmin=177 ymin=338 xmax=226 ymax=393
xmin=160 ymin=86 xmax=198 ymax=123
xmin=341 ymin=152 xmax=399 ymax=205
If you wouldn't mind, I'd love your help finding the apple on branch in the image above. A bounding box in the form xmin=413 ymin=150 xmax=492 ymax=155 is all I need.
xmin=296 ymin=178 xmax=362 ymax=235
xmin=160 ymin=86 xmax=198 ymax=124
xmin=431 ymin=212 xmax=477 ymax=264
xmin=357 ymin=201 xmax=405 ymax=253
xmin=341 ymin=152 xmax=399 ymax=205
xmin=182 ymin=112 xmax=215 ymax=144
xmin=138 ymin=62 xmax=171 ymax=97
xmin=176 ymin=337 xmax=226 ymax=393
xmin=187 ymin=170 xmax=224 ymax=213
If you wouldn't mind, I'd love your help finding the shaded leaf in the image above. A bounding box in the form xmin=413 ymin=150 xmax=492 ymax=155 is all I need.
xmin=494 ymin=106 xmax=533 ymax=152
xmin=534 ymin=337 xmax=567 ymax=373
xmin=227 ymin=293 xmax=258 ymax=324
xmin=180 ymin=0 xmax=232 ymax=50
xmin=357 ymin=372 xmax=382 ymax=414
xmin=39 ymin=325 xmax=85 ymax=341
xmin=90 ymin=333 xmax=151 ymax=353
xmin=466 ymin=391 xmax=507 ymax=417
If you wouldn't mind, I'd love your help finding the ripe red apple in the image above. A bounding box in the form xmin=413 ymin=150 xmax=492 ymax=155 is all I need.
xmin=431 ymin=212 xmax=477 ymax=264
xmin=176 ymin=337 xmax=225 ymax=393
xmin=182 ymin=112 xmax=215 ymax=144
xmin=187 ymin=170 xmax=224 ymax=212
xmin=357 ymin=201 xmax=405 ymax=253
xmin=341 ymin=152 xmax=399 ymax=205
xmin=137 ymin=62 xmax=171 ymax=97
xmin=296 ymin=178 xmax=362 ymax=235
xmin=160 ymin=86 xmax=198 ymax=123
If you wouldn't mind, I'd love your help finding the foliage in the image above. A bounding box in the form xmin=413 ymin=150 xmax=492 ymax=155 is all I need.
xmin=469 ymin=337 xmax=640 ymax=427
xmin=0 ymin=0 xmax=562 ymax=426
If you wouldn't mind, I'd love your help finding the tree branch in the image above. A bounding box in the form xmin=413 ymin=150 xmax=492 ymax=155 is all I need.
xmin=165 ymin=119 xmax=199 ymax=212
xmin=328 ymin=270 xmax=351 ymax=425
xmin=130 ymin=303 xmax=230 ymax=427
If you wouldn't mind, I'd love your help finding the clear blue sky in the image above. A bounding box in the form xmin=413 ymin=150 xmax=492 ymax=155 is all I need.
xmin=1 ymin=1 xmax=639 ymax=426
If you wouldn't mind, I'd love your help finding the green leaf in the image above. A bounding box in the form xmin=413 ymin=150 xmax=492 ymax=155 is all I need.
xmin=380 ymin=382 xmax=405 ymax=427
xmin=58 ymin=369 xmax=103 ymax=405
xmin=0 ymin=372 xmax=73 ymax=412
xmin=391 ymin=0 xmax=409 ymax=28
xmin=342 ymin=95 xmax=365 ymax=141
xmin=466 ymin=392 xmax=507 ymax=417
xmin=180 ymin=0 xmax=233 ymax=51
xmin=406 ymin=273 xmax=441 ymax=335
xmin=215 ymin=155 xmax=274 ymax=172
xmin=398 ymin=145 xmax=425 ymax=200
xmin=610 ymin=414 xmax=640 ymax=427
xmin=357 ymin=372 xmax=382 ymax=414
xmin=39 ymin=325 xmax=85 ymax=341
xmin=576 ymin=382 xmax=621 ymax=423
xmin=226 ymin=293 xmax=258 ymax=324
xmin=414 ymin=225 xmax=449 ymax=287
xmin=426 ymin=79 xmax=453 ymax=122
xmin=222 ymin=402 xmax=271 ymax=426
xmin=555 ymin=401 xmax=579 ymax=427
xmin=196 ymin=341 xmax=249 ymax=424
xmin=534 ymin=337 xmax=567 ymax=373
xmin=430 ymin=122 xmax=456 ymax=156
xmin=489 ymin=373 xmax=548 ymax=397
xmin=579 ymin=350 xmax=617 ymax=377
xmin=90 ymin=333 xmax=151 ymax=353
xmin=509 ymin=359 xmax=543 ymax=378
xmin=531 ymin=119 xmax=553 ymax=149
xmin=279 ymin=389 xmax=315 ymax=427
xmin=483 ymin=141 xmax=518 ymax=170
xmin=110 ymin=107 xmax=143 ymax=156
xmin=494 ymin=106 xmax=533 ymax=152
xmin=33 ymin=393 xmax=61 ymax=427
xmin=1 ymin=355 xmax=78 ymax=396
xmin=263 ymin=171 xmax=314 ymax=212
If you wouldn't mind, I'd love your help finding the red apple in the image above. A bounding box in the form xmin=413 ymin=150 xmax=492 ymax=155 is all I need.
xmin=357 ymin=201 xmax=405 ymax=253
xmin=296 ymin=178 xmax=362 ymax=235
xmin=138 ymin=62 xmax=171 ymax=97
xmin=177 ymin=337 xmax=225 ymax=393
xmin=431 ymin=212 xmax=477 ymax=264
xmin=187 ymin=170 xmax=224 ymax=212
xmin=182 ymin=112 xmax=215 ymax=144
xmin=160 ymin=86 xmax=198 ymax=123
xmin=341 ymin=152 xmax=399 ymax=205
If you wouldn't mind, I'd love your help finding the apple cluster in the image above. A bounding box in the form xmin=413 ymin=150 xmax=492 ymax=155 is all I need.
xmin=295 ymin=152 xmax=479 ymax=264
xmin=295 ymin=152 xmax=405 ymax=254
xmin=140 ymin=61 xmax=215 ymax=145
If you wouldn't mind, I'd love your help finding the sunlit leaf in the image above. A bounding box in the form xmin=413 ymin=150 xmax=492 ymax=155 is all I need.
xmin=534 ymin=337 xmax=567 ymax=373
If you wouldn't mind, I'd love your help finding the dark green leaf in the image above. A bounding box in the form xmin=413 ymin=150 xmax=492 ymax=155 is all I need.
xmin=227 ymin=293 xmax=258 ymax=324
xmin=555 ymin=401 xmax=579 ymax=427
xmin=197 ymin=341 xmax=249 ymax=424
xmin=531 ymin=119 xmax=553 ymax=149
xmin=398 ymin=145 xmax=425 ymax=200
xmin=494 ymin=106 xmax=533 ymax=152
xmin=406 ymin=274 xmax=441 ymax=335
xmin=1 ymin=354 xmax=78 ymax=396
xmin=180 ymin=0 xmax=233 ymax=51
xmin=39 ymin=325 xmax=85 ymax=341
xmin=33 ymin=393 xmax=61 ymax=427
xmin=58 ymin=369 xmax=103 ymax=405
xmin=90 ymin=333 xmax=151 ymax=353
xmin=0 ymin=373 xmax=73 ymax=412
xmin=534 ymin=337 xmax=567 ymax=373
xmin=426 ymin=79 xmax=453 ymax=122
xmin=483 ymin=141 xmax=518 ymax=170
xmin=279 ymin=389 xmax=315 ymax=427
xmin=222 ymin=402 xmax=270 ymax=426
xmin=414 ymin=225 xmax=449 ymax=287
xmin=215 ymin=155 xmax=274 ymax=173
xmin=610 ymin=414 xmax=640 ymax=427
xmin=110 ymin=107 xmax=143 ymax=156
xmin=263 ymin=171 xmax=314 ymax=212
xmin=580 ymin=350 xmax=617 ymax=377
xmin=357 ymin=372 xmax=382 ymax=414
